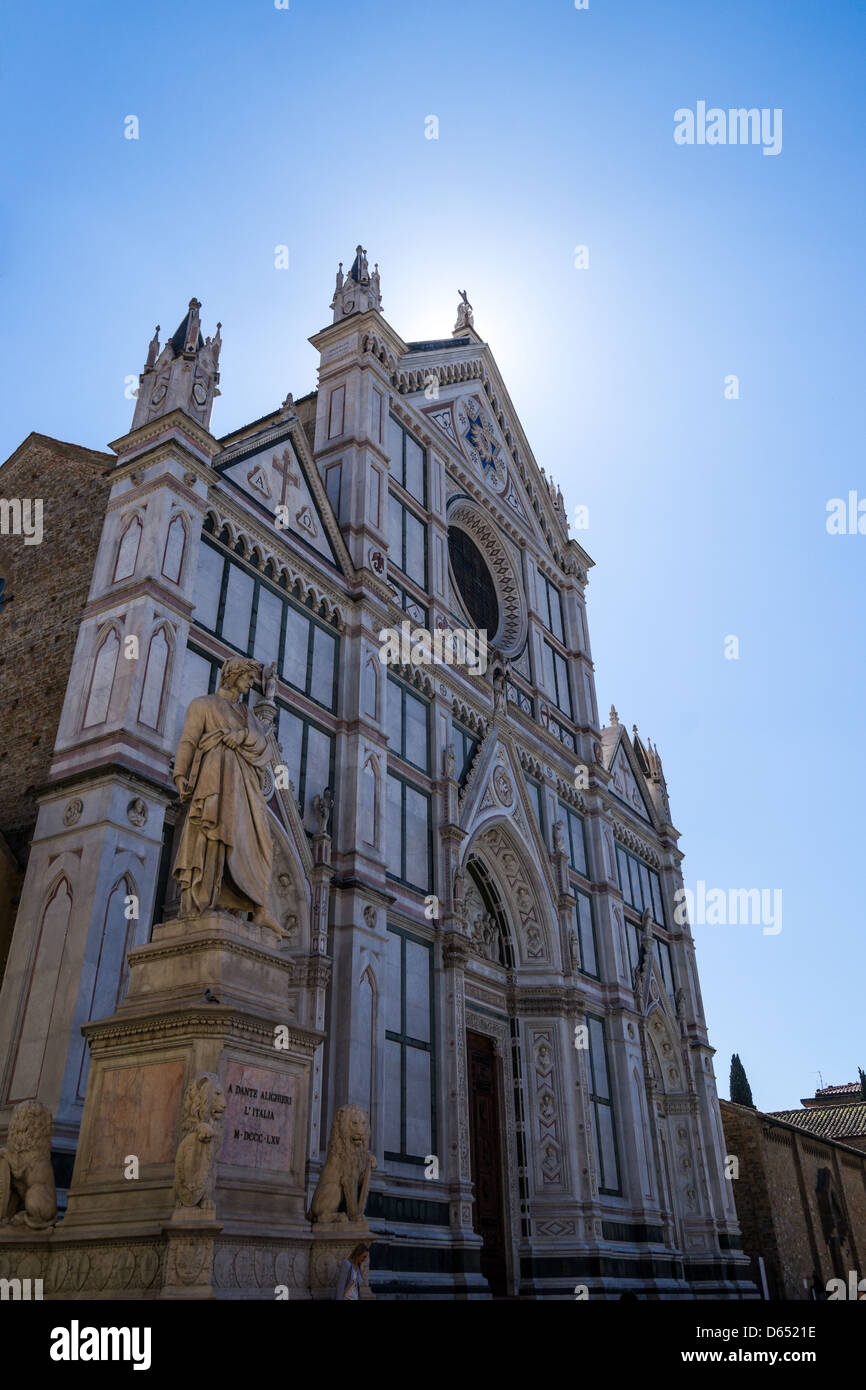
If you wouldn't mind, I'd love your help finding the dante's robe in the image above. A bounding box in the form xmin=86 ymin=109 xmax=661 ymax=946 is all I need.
xmin=171 ymin=694 xmax=272 ymax=917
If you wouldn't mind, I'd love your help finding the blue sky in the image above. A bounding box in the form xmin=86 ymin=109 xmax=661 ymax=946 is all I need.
xmin=2 ymin=0 xmax=864 ymax=1109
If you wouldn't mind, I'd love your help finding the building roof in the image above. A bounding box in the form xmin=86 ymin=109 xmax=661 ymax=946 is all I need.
xmin=405 ymin=337 xmax=471 ymax=352
xmin=767 ymin=1102 xmax=866 ymax=1142
xmin=169 ymin=306 xmax=204 ymax=356
xmin=1 ymin=432 xmax=114 ymax=474
xmin=801 ymin=1081 xmax=862 ymax=1107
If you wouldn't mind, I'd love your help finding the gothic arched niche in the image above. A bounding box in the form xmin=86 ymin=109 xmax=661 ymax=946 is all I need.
xmin=267 ymin=812 xmax=310 ymax=953
xmin=462 ymin=820 xmax=558 ymax=968
xmin=464 ymin=859 xmax=513 ymax=967
xmin=646 ymin=1008 xmax=682 ymax=1097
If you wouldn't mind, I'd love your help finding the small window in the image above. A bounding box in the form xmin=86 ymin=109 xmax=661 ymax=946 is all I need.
xmin=586 ymin=1015 xmax=621 ymax=1195
xmin=454 ymin=723 xmax=480 ymax=785
xmin=191 ymin=543 xmax=224 ymax=631
xmin=384 ymin=928 xmax=435 ymax=1163
xmin=389 ymin=492 xmax=427 ymax=589
xmin=387 ymin=677 xmax=430 ymax=773
xmin=525 ymin=777 xmax=544 ymax=832
xmin=616 ymin=844 xmax=665 ymax=926
xmin=539 ymin=572 xmax=564 ymax=642
xmin=276 ymin=705 xmax=335 ymax=834
xmin=386 ymin=772 xmax=432 ymax=891
xmin=191 ymin=538 xmax=339 ymax=714
xmin=543 ymin=640 xmax=572 ymax=718
xmin=388 ymin=416 xmax=427 ymax=505
xmin=559 ymin=803 xmax=588 ymax=877
xmin=574 ymin=889 xmax=598 ymax=977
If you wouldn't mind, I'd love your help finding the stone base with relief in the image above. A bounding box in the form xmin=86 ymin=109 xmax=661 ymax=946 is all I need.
xmin=0 ymin=909 xmax=345 ymax=1299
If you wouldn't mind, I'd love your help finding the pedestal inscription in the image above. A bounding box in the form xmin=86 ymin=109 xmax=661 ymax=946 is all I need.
xmin=219 ymin=1062 xmax=297 ymax=1172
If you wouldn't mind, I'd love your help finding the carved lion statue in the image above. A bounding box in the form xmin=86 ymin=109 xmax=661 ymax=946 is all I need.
xmin=173 ymin=1073 xmax=226 ymax=1213
xmin=0 ymin=1099 xmax=57 ymax=1229
xmin=308 ymin=1105 xmax=377 ymax=1225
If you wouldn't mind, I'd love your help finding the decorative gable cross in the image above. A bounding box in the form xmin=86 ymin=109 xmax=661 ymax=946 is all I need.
xmin=272 ymin=448 xmax=300 ymax=506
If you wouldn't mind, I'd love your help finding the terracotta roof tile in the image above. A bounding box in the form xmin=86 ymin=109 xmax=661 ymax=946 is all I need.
xmin=768 ymin=1103 xmax=866 ymax=1140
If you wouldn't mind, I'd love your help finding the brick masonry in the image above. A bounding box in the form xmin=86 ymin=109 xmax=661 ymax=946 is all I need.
xmin=721 ymin=1099 xmax=866 ymax=1299
xmin=0 ymin=434 xmax=112 ymax=861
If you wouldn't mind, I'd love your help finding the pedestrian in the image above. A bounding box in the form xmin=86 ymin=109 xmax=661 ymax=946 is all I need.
xmin=335 ymin=1243 xmax=370 ymax=1301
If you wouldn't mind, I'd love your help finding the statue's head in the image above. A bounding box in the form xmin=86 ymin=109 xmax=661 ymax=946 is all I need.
xmin=181 ymin=1073 xmax=226 ymax=1131
xmin=331 ymin=1104 xmax=370 ymax=1152
xmin=218 ymin=657 xmax=261 ymax=699
xmin=7 ymin=1100 xmax=53 ymax=1162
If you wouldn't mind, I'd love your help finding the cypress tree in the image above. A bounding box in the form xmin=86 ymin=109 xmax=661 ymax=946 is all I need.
xmin=730 ymin=1053 xmax=755 ymax=1108
xmin=858 ymin=1067 xmax=866 ymax=1102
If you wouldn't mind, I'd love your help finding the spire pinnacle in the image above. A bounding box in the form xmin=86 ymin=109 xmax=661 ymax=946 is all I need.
xmin=132 ymin=297 xmax=221 ymax=432
xmin=144 ymin=325 xmax=161 ymax=371
xmin=331 ymin=244 xmax=382 ymax=321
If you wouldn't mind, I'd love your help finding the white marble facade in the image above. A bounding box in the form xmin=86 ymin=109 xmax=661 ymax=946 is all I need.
xmin=0 ymin=254 xmax=752 ymax=1297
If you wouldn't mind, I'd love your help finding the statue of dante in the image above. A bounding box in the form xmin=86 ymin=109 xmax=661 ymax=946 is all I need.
xmin=171 ymin=656 xmax=281 ymax=932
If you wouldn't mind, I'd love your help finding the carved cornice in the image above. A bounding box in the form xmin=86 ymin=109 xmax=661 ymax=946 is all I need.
xmin=612 ymin=820 xmax=661 ymax=868
xmin=82 ymin=1010 xmax=324 ymax=1053
xmin=394 ymin=355 xmax=485 ymax=398
xmin=555 ymin=776 xmax=586 ymax=812
xmin=129 ymin=934 xmax=297 ymax=974
xmin=659 ymin=1096 xmax=700 ymax=1117
xmin=441 ymin=931 xmax=472 ymax=969
xmin=201 ymin=501 xmax=347 ymax=628
xmin=215 ymin=419 xmax=296 ymax=468
xmin=109 ymin=408 xmax=220 ymax=463
xmin=507 ymin=985 xmax=574 ymax=1016
xmin=289 ymin=956 xmax=332 ymax=990
xmin=106 ymin=463 xmax=204 ymax=512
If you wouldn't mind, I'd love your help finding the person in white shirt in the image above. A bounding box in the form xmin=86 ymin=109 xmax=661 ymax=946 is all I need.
xmin=335 ymin=1244 xmax=370 ymax=1301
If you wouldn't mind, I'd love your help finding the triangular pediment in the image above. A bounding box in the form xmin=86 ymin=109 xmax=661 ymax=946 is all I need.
xmin=394 ymin=340 xmax=575 ymax=569
xmin=607 ymin=733 xmax=656 ymax=826
xmin=214 ymin=419 xmax=352 ymax=575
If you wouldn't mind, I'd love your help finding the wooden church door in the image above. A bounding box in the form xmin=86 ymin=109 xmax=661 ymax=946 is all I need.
xmin=467 ymin=1030 xmax=508 ymax=1297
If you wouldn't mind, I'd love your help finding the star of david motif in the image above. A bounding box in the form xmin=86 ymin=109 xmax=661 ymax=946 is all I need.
xmin=456 ymin=395 xmax=506 ymax=493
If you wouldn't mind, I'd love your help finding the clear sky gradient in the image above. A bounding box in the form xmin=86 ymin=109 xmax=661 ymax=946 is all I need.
xmin=2 ymin=0 xmax=863 ymax=1109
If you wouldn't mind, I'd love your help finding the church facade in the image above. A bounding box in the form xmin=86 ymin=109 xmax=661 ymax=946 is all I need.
xmin=0 ymin=250 xmax=752 ymax=1297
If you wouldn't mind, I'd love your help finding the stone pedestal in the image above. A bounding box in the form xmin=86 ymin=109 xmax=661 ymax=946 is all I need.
xmin=161 ymin=1219 xmax=223 ymax=1300
xmin=0 ymin=911 xmax=334 ymax=1298
xmin=309 ymin=1224 xmax=376 ymax=1300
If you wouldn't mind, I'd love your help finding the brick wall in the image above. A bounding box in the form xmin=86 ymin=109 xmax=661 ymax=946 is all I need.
xmin=721 ymin=1099 xmax=866 ymax=1300
xmin=0 ymin=434 xmax=112 ymax=862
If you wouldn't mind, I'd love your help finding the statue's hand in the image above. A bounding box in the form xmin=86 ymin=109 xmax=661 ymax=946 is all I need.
xmin=223 ymin=732 xmax=242 ymax=750
xmin=173 ymin=775 xmax=190 ymax=801
xmin=369 ymin=1155 xmax=378 ymax=1171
